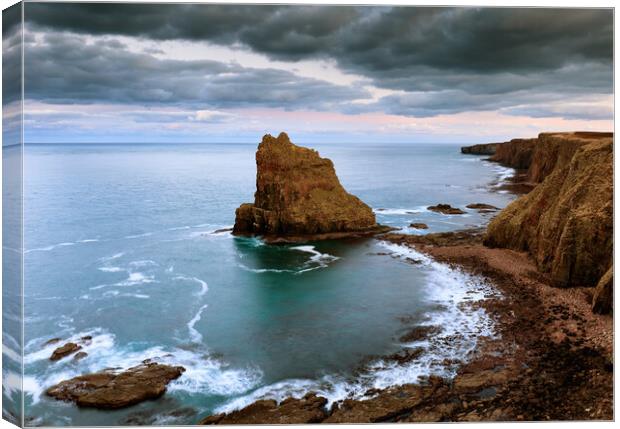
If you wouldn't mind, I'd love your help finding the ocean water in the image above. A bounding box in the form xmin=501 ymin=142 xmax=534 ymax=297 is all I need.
xmin=16 ymin=142 xmax=515 ymax=426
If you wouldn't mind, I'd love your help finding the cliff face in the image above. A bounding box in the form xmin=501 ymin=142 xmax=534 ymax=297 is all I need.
xmin=233 ymin=133 xmax=380 ymax=240
xmin=485 ymin=133 xmax=613 ymax=306
xmin=461 ymin=143 xmax=499 ymax=155
xmin=488 ymin=138 xmax=538 ymax=170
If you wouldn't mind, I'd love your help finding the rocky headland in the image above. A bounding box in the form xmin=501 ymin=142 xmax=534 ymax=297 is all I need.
xmin=200 ymin=131 xmax=613 ymax=423
xmin=233 ymin=132 xmax=389 ymax=242
xmin=460 ymin=142 xmax=499 ymax=155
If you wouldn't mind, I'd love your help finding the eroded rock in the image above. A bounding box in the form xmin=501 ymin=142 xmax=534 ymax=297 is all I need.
xmin=46 ymin=362 xmax=185 ymax=409
xmin=50 ymin=342 xmax=82 ymax=361
xmin=427 ymin=204 xmax=466 ymax=215
xmin=409 ymin=223 xmax=429 ymax=229
xmin=200 ymin=393 xmax=328 ymax=424
xmin=233 ymin=133 xmax=386 ymax=242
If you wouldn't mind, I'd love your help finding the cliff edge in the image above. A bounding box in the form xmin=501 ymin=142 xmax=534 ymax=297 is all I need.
xmin=484 ymin=132 xmax=612 ymax=312
xmin=233 ymin=133 xmax=384 ymax=241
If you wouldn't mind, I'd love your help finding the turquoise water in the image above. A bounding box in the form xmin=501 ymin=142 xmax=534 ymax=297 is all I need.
xmin=18 ymin=142 xmax=514 ymax=425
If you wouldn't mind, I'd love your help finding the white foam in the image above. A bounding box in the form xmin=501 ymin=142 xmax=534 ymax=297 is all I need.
xmin=237 ymin=264 xmax=296 ymax=274
xmin=2 ymin=345 xmax=21 ymax=364
xmin=125 ymin=232 xmax=154 ymax=239
xmin=373 ymin=207 xmax=426 ymax=215
xmin=98 ymin=266 xmax=124 ymax=273
xmin=174 ymin=276 xmax=209 ymax=296
xmin=188 ymin=305 xmax=208 ymax=343
xmin=218 ymin=242 xmax=500 ymax=414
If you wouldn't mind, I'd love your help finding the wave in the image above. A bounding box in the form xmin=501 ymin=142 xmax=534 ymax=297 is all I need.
xmin=22 ymin=328 xmax=262 ymax=407
xmin=124 ymin=232 xmax=154 ymax=239
xmin=174 ymin=276 xmax=209 ymax=296
xmin=373 ymin=207 xmax=426 ymax=215
xmin=188 ymin=305 xmax=209 ymax=343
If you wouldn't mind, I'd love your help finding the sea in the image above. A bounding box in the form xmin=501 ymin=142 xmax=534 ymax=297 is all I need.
xmin=7 ymin=142 xmax=516 ymax=425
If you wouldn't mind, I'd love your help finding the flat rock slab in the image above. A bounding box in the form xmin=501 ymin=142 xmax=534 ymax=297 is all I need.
xmin=200 ymin=393 xmax=328 ymax=425
xmin=427 ymin=204 xmax=466 ymax=215
xmin=46 ymin=362 xmax=185 ymax=409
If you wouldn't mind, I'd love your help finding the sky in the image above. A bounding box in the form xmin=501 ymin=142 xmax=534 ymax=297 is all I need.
xmin=2 ymin=2 xmax=614 ymax=144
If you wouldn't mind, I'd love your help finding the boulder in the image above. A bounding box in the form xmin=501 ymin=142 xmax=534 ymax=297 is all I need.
xmin=466 ymin=203 xmax=499 ymax=211
xmin=50 ymin=342 xmax=82 ymax=361
xmin=409 ymin=223 xmax=429 ymax=229
xmin=46 ymin=362 xmax=185 ymax=409
xmin=233 ymin=133 xmax=386 ymax=241
xmin=427 ymin=204 xmax=466 ymax=215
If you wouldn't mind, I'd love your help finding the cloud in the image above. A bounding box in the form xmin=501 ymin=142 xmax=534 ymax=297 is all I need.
xmin=18 ymin=4 xmax=614 ymax=122
xmin=23 ymin=31 xmax=370 ymax=110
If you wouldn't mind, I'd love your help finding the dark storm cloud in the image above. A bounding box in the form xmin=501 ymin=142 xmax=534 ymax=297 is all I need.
xmin=21 ymin=3 xmax=613 ymax=119
xmin=24 ymin=32 xmax=369 ymax=109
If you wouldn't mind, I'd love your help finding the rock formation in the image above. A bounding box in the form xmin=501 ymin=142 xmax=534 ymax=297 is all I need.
xmin=427 ymin=204 xmax=466 ymax=215
xmin=592 ymin=267 xmax=613 ymax=315
xmin=50 ymin=342 xmax=82 ymax=361
xmin=46 ymin=362 xmax=185 ymax=409
xmin=200 ymin=393 xmax=328 ymax=424
xmin=487 ymin=138 xmax=538 ymax=170
xmin=233 ymin=133 xmax=386 ymax=242
xmin=484 ymin=133 xmax=612 ymax=307
xmin=460 ymin=143 xmax=499 ymax=155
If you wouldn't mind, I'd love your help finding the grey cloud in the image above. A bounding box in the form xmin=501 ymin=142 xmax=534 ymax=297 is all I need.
xmin=20 ymin=4 xmax=614 ymax=120
xmin=24 ymin=32 xmax=370 ymax=110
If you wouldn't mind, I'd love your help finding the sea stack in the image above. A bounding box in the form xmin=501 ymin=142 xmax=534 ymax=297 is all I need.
xmin=233 ymin=132 xmax=383 ymax=242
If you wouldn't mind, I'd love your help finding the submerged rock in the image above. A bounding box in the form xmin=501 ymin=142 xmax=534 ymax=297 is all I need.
xmin=409 ymin=223 xmax=429 ymax=229
xmin=46 ymin=362 xmax=185 ymax=409
xmin=200 ymin=393 xmax=328 ymax=424
xmin=50 ymin=342 xmax=82 ymax=361
xmin=427 ymin=204 xmax=466 ymax=215
xmin=485 ymin=132 xmax=613 ymax=288
xmin=233 ymin=133 xmax=387 ymax=242
xmin=466 ymin=203 xmax=499 ymax=211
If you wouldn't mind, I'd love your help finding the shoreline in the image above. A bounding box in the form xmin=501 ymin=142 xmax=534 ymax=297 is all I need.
xmin=201 ymin=228 xmax=612 ymax=423
xmin=199 ymin=143 xmax=613 ymax=423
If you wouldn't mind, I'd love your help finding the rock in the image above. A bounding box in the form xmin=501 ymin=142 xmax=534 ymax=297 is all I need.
xmin=44 ymin=338 xmax=62 ymax=346
xmin=45 ymin=362 xmax=185 ymax=409
xmin=232 ymin=133 xmax=386 ymax=242
xmin=427 ymin=204 xmax=466 ymax=215
xmin=50 ymin=342 xmax=82 ymax=361
xmin=199 ymin=393 xmax=328 ymax=424
xmin=592 ymin=267 xmax=613 ymax=314
xmin=409 ymin=223 xmax=428 ymax=229
xmin=485 ymin=132 xmax=613 ymax=288
xmin=399 ymin=325 xmax=440 ymax=342
xmin=461 ymin=143 xmax=499 ymax=155
xmin=488 ymin=138 xmax=538 ymax=170
xmin=73 ymin=351 xmax=88 ymax=361
xmin=466 ymin=203 xmax=499 ymax=211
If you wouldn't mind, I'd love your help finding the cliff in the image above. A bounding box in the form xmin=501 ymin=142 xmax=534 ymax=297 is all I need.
xmin=488 ymin=138 xmax=538 ymax=170
xmin=460 ymin=143 xmax=499 ymax=155
xmin=484 ymin=133 xmax=613 ymax=313
xmin=233 ymin=133 xmax=384 ymax=241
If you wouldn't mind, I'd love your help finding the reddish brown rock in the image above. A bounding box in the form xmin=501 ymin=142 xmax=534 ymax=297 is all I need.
xmin=466 ymin=203 xmax=499 ymax=211
xmin=592 ymin=267 xmax=613 ymax=314
xmin=488 ymin=138 xmax=537 ymax=170
xmin=461 ymin=143 xmax=499 ymax=155
xmin=409 ymin=223 xmax=429 ymax=229
xmin=233 ymin=133 xmax=385 ymax=242
xmin=50 ymin=342 xmax=82 ymax=361
xmin=485 ymin=132 xmax=613 ymax=288
xmin=199 ymin=393 xmax=328 ymax=425
xmin=46 ymin=362 xmax=185 ymax=409
xmin=427 ymin=204 xmax=466 ymax=215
